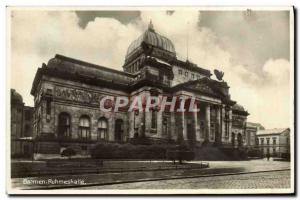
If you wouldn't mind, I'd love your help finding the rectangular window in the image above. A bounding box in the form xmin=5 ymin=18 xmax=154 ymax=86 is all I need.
xmin=46 ymin=99 xmax=51 ymax=115
xmin=200 ymin=121 xmax=205 ymax=138
xmin=79 ymin=127 xmax=90 ymax=140
xmin=151 ymin=111 xmax=157 ymax=129
xmin=178 ymin=69 xmax=182 ymax=75
xmin=25 ymin=110 xmax=31 ymax=120
xmin=191 ymin=74 xmax=195 ymax=79
xmin=273 ymin=138 xmax=276 ymax=145
xmin=260 ymin=138 xmax=264 ymax=145
xmin=266 ymin=138 xmax=270 ymax=145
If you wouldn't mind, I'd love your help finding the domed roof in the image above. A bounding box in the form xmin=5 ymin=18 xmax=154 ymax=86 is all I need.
xmin=11 ymin=89 xmax=23 ymax=104
xmin=125 ymin=21 xmax=176 ymax=60
xmin=232 ymin=104 xmax=245 ymax=111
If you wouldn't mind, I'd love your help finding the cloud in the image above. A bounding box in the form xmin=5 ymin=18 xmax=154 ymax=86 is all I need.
xmin=137 ymin=11 xmax=291 ymax=128
xmin=10 ymin=10 xmax=291 ymax=129
xmin=199 ymin=10 xmax=290 ymax=74
xmin=11 ymin=10 xmax=141 ymax=106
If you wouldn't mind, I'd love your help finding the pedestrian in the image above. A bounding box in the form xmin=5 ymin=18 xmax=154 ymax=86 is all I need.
xmin=266 ymin=152 xmax=270 ymax=161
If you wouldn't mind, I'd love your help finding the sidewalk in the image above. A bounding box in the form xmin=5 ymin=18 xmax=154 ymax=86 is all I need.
xmin=11 ymin=160 xmax=290 ymax=190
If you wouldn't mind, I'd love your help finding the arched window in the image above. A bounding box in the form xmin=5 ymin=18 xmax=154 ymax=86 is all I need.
xmin=79 ymin=115 xmax=90 ymax=140
xmin=58 ymin=113 xmax=71 ymax=138
xmin=95 ymin=117 xmax=108 ymax=141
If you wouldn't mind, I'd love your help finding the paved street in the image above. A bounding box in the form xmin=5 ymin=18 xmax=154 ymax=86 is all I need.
xmin=12 ymin=159 xmax=291 ymax=190
xmin=79 ymin=170 xmax=291 ymax=190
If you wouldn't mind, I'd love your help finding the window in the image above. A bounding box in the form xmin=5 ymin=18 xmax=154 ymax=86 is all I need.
xmin=260 ymin=138 xmax=264 ymax=145
xmin=58 ymin=113 xmax=71 ymax=138
xmin=82 ymin=146 xmax=87 ymax=150
xmin=151 ymin=110 xmax=157 ymax=129
xmin=273 ymin=137 xmax=276 ymax=145
xmin=79 ymin=115 xmax=90 ymax=140
xmin=46 ymin=99 xmax=51 ymax=115
xmin=266 ymin=138 xmax=270 ymax=145
xmin=210 ymin=123 xmax=215 ymax=141
xmin=24 ymin=125 xmax=30 ymax=137
xmin=185 ymin=71 xmax=188 ymax=77
xmin=191 ymin=74 xmax=195 ymax=79
xmin=200 ymin=121 xmax=205 ymax=138
xmin=178 ymin=69 xmax=182 ymax=75
xmin=96 ymin=117 xmax=108 ymax=141
xmin=25 ymin=110 xmax=31 ymax=120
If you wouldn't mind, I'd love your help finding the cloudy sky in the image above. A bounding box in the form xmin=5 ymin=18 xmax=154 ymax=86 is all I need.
xmin=10 ymin=9 xmax=292 ymax=129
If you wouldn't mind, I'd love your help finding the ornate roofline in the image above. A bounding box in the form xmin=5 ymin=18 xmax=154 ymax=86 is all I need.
xmin=170 ymin=59 xmax=212 ymax=76
xmin=54 ymin=54 xmax=136 ymax=78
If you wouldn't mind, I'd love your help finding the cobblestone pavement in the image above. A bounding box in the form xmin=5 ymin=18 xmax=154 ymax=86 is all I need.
xmin=79 ymin=170 xmax=291 ymax=190
xmin=191 ymin=159 xmax=290 ymax=172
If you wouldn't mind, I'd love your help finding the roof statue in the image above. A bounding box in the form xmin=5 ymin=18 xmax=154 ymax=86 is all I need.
xmin=148 ymin=20 xmax=154 ymax=31
xmin=214 ymin=69 xmax=224 ymax=81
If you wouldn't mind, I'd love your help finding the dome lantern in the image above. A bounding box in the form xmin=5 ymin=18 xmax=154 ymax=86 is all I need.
xmin=148 ymin=20 xmax=155 ymax=32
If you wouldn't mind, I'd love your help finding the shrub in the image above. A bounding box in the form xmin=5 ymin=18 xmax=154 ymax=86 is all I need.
xmin=247 ymin=149 xmax=263 ymax=158
xmin=166 ymin=144 xmax=195 ymax=164
xmin=90 ymin=143 xmax=179 ymax=159
xmin=61 ymin=147 xmax=77 ymax=159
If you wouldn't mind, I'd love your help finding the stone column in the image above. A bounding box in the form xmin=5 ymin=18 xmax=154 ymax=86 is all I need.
xmin=205 ymin=104 xmax=210 ymax=141
xmin=228 ymin=108 xmax=232 ymax=142
xmin=182 ymin=108 xmax=187 ymax=140
xmin=215 ymin=106 xmax=221 ymax=144
xmin=194 ymin=103 xmax=200 ymax=141
xmin=170 ymin=112 xmax=176 ymax=141
xmin=221 ymin=105 xmax=226 ymax=142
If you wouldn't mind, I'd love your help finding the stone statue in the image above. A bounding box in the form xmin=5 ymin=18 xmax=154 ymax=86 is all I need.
xmin=214 ymin=69 xmax=224 ymax=81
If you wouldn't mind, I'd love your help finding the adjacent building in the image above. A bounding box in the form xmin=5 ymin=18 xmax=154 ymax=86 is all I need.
xmin=11 ymin=89 xmax=34 ymax=157
xmin=30 ymin=22 xmax=249 ymax=156
xmin=245 ymin=122 xmax=265 ymax=149
xmin=256 ymin=128 xmax=290 ymax=157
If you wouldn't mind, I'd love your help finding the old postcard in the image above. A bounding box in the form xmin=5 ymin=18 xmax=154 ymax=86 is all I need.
xmin=7 ymin=6 xmax=294 ymax=195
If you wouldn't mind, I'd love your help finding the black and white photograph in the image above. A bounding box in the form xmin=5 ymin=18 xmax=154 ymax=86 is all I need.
xmin=6 ymin=6 xmax=294 ymax=195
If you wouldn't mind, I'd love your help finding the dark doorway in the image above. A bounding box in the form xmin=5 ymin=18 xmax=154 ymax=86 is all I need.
xmin=237 ymin=133 xmax=242 ymax=147
xmin=231 ymin=132 xmax=235 ymax=147
xmin=187 ymin=122 xmax=195 ymax=146
xmin=23 ymin=144 xmax=30 ymax=156
xmin=115 ymin=119 xmax=123 ymax=142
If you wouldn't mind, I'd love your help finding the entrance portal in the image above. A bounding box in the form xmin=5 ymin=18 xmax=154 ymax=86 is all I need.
xmin=187 ymin=121 xmax=195 ymax=146
xmin=115 ymin=119 xmax=124 ymax=142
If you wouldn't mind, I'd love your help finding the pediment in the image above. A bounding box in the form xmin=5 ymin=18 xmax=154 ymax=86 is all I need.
xmin=185 ymin=81 xmax=218 ymax=96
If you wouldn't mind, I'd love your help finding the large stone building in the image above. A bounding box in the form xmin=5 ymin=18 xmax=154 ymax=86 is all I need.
xmin=30 ymin=22 xmax=249 ymax=155
xmin=11 ymin=89 xmax=34 ymax=157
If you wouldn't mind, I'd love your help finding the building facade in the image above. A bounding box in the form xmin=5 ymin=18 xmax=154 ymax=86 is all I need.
xmin=30 ymin=22 xmax=249 ymax=156
xmin=257 ymin=128 xmax=290 ymax=157
xmin=231 ymin=104 xmax=249 ymax=148
xmin=245 ymin=122 xmax=265 ymax=149
xmin=11 ymin=89 xmax=34 ymax=157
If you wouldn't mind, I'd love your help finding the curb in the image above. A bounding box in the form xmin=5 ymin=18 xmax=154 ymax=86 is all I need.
xmin=29 ymin=168 xmax=291 ymax=190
